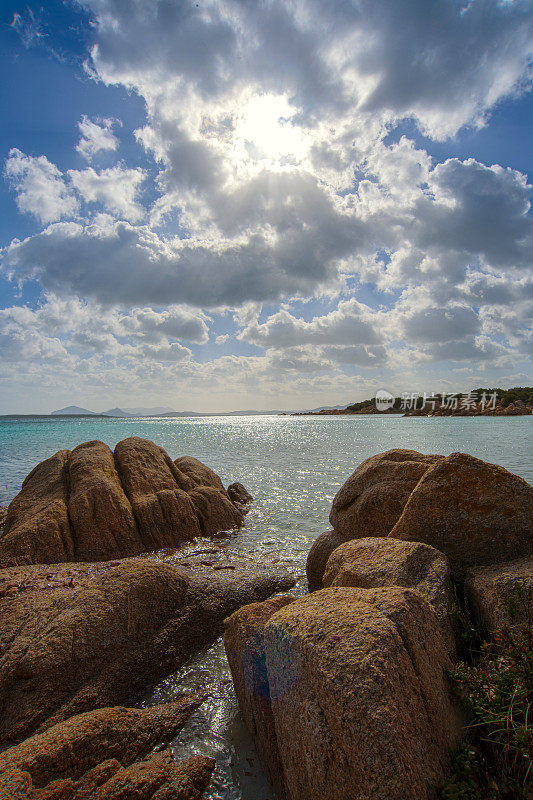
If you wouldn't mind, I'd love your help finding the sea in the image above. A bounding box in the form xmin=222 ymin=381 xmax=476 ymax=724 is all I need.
xmin=1 ymin=414 xmax=532 ymax=799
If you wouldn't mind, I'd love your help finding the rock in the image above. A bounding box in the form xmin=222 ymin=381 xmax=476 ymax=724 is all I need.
xmin=67 ymin=441 xmax=142 ymax=562
xmin=227 ymin=482 xmax=254 ymax=508
xmin=0 ymin=768 xmax=33 ymax=799
xmin=1 ymin=451 xmax=73 ymax=567
xmin=305 ymin=529 xmax=345 ymax=591
xmin=224 ymin=595 xmax=296 ymax=800
xmin=0 ymin=699 xmax=202 ymax=788
xmin=187 ymin=487 xmax=243 ymax=537
xmin=322 ymin=537 xmax=456 ymax=655
xmin=0 ymin=556 xmax=295 ymax=743
xmin=329 ymin=449 xmax=443 ymax=541
xmin=69 ymin=759 xmax=121 ymax=798
xmin=0 ymin=438 xmax=245 ymax=568
xmin=262 ymin=587 xmax=462 ymax=800
xmin=83 ymin=751 xmax=214 ymax=800
xmin=0 ymin=753 xmax=214 ymax=800
xmin=464 ymin=556 xmax=533 ymax=636
xmin=390 ymin=452 xmax=533 ymax=574
xmin=174 ymin=456 xmax=225 ymax=491
xmin=113 ymin=438 xmax=202 ymax=550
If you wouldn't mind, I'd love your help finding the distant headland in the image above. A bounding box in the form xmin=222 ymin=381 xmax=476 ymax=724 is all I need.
xmin=290 ymin=387 xmax=533 ymax=416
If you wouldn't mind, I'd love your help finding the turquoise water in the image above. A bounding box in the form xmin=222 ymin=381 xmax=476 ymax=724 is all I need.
xmin=1 ymin=414 xmax=532 ymax=799
xmin=1 ymin=414 xmax=532 ymax=534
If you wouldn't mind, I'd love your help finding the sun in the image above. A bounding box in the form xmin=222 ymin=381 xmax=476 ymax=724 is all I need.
xmin=234 ymin=93 xmax=307 ymax=166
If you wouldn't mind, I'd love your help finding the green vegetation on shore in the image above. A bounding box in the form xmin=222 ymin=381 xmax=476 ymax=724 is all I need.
xmin=439 ymin=591 xmax=532 ymax=800
xmin=345 ymin=387 xmax=533 ymax=413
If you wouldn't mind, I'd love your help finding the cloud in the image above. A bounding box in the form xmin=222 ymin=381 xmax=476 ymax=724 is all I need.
xmin=398 ymin=303 xmax=480 ymax=344
xmin=117 ymin=306 xmax=210 ymax=344
xmin=6 ymin=149 xmax=532 ymax=313
xmin=76 ymin=116 xmax=119 ymax=160
xmin=1 ymin=0 xmax=533 ymax=411
xmin=68 ymin=166 xmax=146 ymax=221
xmin=0 ymin=295 xmax=208 ymax=371
xmin=352 ymin=0 xmax=533 ymax=138
xmin=4 ymin=216 xmax=349 ymax=307
xmin=240 ymin=300 xmax=380 ymax=347
xmin=86 ymin=0 xmax=533 ymax=139
xmin=4 ymin=149 xmax=79 ymax=224
xmin=10 ymin=8 xmax=46 ymax=49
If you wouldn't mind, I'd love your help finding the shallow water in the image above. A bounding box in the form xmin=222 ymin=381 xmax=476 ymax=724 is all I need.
xmin=1 ymin=414 xmax=531 ymax=798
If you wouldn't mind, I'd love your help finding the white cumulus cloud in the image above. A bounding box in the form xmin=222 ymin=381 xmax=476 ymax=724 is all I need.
xmin=4 ymin=149 xmax=79 ymax=224
xmin=76 ymin=116 xmax=119 ymax=160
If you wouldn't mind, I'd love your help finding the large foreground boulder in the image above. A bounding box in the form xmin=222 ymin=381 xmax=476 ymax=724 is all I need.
xmin=306 ymin=450 xmax=443 ymax=591
xmin=0 ymin=438 xmax=247 ymax=568
xmin=390 ymin=452 xmax=533 ymax=574
xmin=464 ymin=556 xmax=533 ymax=636
xmin=329 ymin=450 xmax=443 ymax=540
xmin=0 ymin=556 xmax=295 ymax=743
xmin=322 ymin=537 xmax=456 ymax=654
xmin=309 ymin=449 xmax=533 ymax=590
xmin=225 ymin=587 xmax=462 ymax=800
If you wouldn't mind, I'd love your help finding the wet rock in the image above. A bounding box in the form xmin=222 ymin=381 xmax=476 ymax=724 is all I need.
xmin=224 ymin=595 xmax=296 ymax=800
xmin=322 ymin=537 xmax=456 ymax=655
xmin=0 ymin=438 xmax=245 ymax=568
xmin=390 ymin=452 xmax=533 ymax=575
xmin=227 ymin=483 xmax=253 ymax=509
xmin=0 ymin=556 xmax=295 ymax=743
xmin=305 ymin=529 xmax=345 ymax=591
xmin=464 ymin=556 xmax=533 ymax=636
xmin=263 ymin=587 xmax=462 ymax=800
xmin=0 ymin=700 xmax=202 ymax=788
xmin=329 ymin=449 xmax=443 ymax=541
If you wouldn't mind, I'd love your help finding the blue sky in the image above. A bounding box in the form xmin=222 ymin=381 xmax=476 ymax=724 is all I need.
xmin=0 ymin=0 xmax=532 ymax=413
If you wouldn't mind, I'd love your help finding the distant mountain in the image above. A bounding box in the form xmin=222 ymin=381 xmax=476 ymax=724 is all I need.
xmin=100 ymin=407 xmax=135 ymax=417
xmin=51 ymin=406 xmax=101 ymax=416
xmin=51 ymin=405 xmax=285 ymax=418
xmin=121 ymin=406 xmax=176 ymax=415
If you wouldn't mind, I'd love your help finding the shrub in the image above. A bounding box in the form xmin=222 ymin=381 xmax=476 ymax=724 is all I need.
xmin=439 ymin=605 xmax=532 ymax=799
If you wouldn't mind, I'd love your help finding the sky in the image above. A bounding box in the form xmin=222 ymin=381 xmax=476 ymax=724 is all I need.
xmin=0 ymin=0 xmax=532 ymax=414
